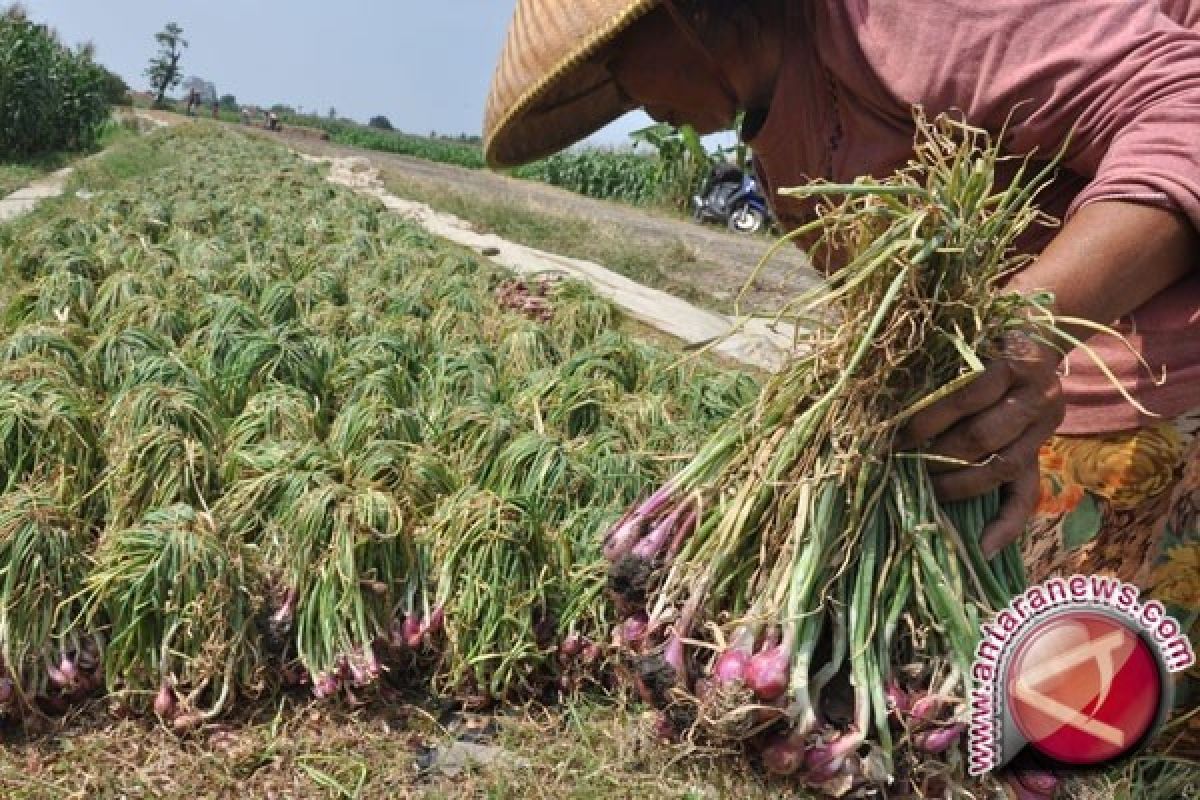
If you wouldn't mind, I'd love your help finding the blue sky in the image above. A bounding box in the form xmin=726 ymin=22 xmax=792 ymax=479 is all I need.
xmin=22 ymin=0 xmax=665 ymax=147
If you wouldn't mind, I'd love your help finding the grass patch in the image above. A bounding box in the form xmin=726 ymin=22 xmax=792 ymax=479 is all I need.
xmin=0 ymin=684 xmax=1189 ymax=800
xmin=0 ymin=119 xmax=134 ymax=197
xmin=64 ymin=124 xmax=182 ymax=193
xmin=0 ymin=693 xmax=789 ymax=800
xmin=382 ymin=171 xmax=721 ymax=312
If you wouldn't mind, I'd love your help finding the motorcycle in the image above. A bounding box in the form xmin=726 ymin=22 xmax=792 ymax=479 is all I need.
xmin=691 ymin=164 xmax=771 ymax=235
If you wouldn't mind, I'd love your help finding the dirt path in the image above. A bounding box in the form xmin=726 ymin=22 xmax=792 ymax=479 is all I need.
xmin=272 ymin=131 xmax=819 ymax=311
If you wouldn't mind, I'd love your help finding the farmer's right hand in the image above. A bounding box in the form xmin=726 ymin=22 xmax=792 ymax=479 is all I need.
xmin=900 ymin=331 xmax=1064 ymax=557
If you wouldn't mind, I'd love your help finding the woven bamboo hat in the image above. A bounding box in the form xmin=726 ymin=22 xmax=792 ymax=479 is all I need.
xmin=483 ymin=0 xmax=661 ymax=169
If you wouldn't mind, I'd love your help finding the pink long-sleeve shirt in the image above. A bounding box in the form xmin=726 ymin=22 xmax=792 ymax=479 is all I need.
xmin=749 ymin=0 xmax=1200 ymax=435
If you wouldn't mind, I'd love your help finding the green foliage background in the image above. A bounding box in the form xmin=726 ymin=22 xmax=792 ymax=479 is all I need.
xmin=0 ymin=7 xmax=111 ymax=158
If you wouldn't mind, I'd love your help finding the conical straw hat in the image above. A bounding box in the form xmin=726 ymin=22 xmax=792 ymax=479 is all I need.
xmin=484 ymin=0 xmax=660 ymax=169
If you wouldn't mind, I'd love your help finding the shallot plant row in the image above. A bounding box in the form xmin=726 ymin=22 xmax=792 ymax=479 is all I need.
xmin=0 ymin=126 xmax=757 ymax=726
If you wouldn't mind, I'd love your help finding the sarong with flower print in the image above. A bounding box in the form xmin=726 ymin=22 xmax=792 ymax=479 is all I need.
xmin=1025 ymin=409 xmax=1200 ymax=752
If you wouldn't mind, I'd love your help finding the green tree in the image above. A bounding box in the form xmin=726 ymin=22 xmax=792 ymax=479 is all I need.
xmin=368 ymin=115 xmax=393 ymax=131
xmin=96 ymin=64 xmax=130 ymax=106
xmin=219 ymin=93 xmax=238 ymax=111
xmin=629 ymin=123 xmax=717 ymax=209
xmin=145 ymin=22 xmax=187 ymax=107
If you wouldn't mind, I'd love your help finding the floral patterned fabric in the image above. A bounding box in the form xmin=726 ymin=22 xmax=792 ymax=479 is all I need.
xmin=1025 ymin=409 xmax=1200 ymax=727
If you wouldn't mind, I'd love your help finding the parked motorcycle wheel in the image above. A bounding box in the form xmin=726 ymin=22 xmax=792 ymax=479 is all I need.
xmin=727 ymin=204 xmax=766 ymax=235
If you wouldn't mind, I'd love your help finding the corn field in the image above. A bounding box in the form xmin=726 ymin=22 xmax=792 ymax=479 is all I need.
xmin=286 ymin=115 xmax=488 ymax=169
xmin=0 ymin=125 xmax=756 ymax=727
xmin=514 ymin=124 xmax=714 ymax=210
xmin=0 ymin=6 xmax=111 ymax=158
xmin=513 ymin=149 xmax=664 ymax=205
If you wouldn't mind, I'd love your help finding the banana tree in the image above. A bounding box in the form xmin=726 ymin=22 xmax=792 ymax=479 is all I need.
xmin=628 ymin=123 xmax=721 ymax=209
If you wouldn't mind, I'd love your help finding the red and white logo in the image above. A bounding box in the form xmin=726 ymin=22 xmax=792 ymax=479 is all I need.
xmin=1004 ymin=611 xmax=1162 ymax=765
xmin=967 ymin=575 xmax=1194 ymax=775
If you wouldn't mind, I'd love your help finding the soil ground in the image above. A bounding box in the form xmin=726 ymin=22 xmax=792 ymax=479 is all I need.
xmin=0 ymin=690 xmax=786 ymax=800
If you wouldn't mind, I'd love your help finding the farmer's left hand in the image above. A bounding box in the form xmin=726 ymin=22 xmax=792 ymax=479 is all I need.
xmin=900 ymin=331 xmax=1065 ymax=558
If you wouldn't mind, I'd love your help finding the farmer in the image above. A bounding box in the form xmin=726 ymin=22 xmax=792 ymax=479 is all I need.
xmin=484 ymin=0 xmax=1199 ymax=679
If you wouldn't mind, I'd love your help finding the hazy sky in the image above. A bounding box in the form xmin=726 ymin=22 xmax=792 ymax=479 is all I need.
xmin=21 ymin=0 xmax=661 ymax=146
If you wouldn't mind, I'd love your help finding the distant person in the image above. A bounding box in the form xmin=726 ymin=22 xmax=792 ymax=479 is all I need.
xmin=186 ymin=88 xmax=198 ymax=117
xmin=240 ymin=106 xmax=251 ymax=125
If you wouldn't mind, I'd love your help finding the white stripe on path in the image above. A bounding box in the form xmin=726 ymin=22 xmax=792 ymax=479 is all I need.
xmin=303 ymin=154 xmax=798 ymax=373
xmin=0 ymin=167 xmax=74 ymax=223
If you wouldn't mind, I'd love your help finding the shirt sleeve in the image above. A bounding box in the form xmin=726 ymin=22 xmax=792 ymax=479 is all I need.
xmin=1049 ymin=2 xmax=1200 ymax=228
xmin=852 ymin=0 xmax=1200 ymax=232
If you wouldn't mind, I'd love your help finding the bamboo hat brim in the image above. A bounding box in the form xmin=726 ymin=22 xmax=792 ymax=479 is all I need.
xmin=483 ymin=0 xmax=660 ymax=169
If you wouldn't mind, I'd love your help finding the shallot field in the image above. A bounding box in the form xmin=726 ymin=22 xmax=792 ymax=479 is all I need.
xmin=0 ymin=125 xmax=1191 ymax=800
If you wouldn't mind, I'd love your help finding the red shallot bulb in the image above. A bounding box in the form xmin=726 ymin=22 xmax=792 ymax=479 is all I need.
xmin=915 ymin=723 xmax=965 ymax=754
xmin=910 ymin=693 xmax=943 ymax=722
xmin=619 ymin=612 xmax=649 ymax=648
xmin=712 ymin=626 xmax=756 ymax=687
xmin=403 ymin=612 xmax=423 ymax=649
xmin=58 ymin=654 xmax=79 ymax=685
xmin=1006 ymin=776 xmax=1057 ymax=800
xmin=1012 ymin=767 xmax=1060 ymax=795
xmin=761 ymin=729 xmax=809 ymax=776
xmin=560 ymin=633 xmax=583 ymax=659
xmin=631 ymin=505 xmax=685 ymax=561
xmin=602 ymin=513 xmax=642 ymax=562
xmin=806 ymin=732 xmax=861 ymax=784
xmin=745 ymin=642 xmax=789 ymax=701
xmin=153 ymin=683 xmax=177 ymax=718
xmin=312 ymin=672 xmax=340 ymax=699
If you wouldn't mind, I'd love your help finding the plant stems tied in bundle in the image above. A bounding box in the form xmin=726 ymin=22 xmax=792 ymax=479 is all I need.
xmin=605 ymin=112 xmax=1080 ymax=794
xmin=427 ymin=488 xmax=553 ymax=704
xmin=218 ymin=426 xmax=421 ymax=700
xmin=83 ymin=504 xmax=262 ymax=730
xmin=0 ymin=487 xmax=97 ymax=711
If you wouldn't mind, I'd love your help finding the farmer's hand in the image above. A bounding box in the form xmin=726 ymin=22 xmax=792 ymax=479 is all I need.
xmin=901 ymin=331 xmax=1064 ymax=558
